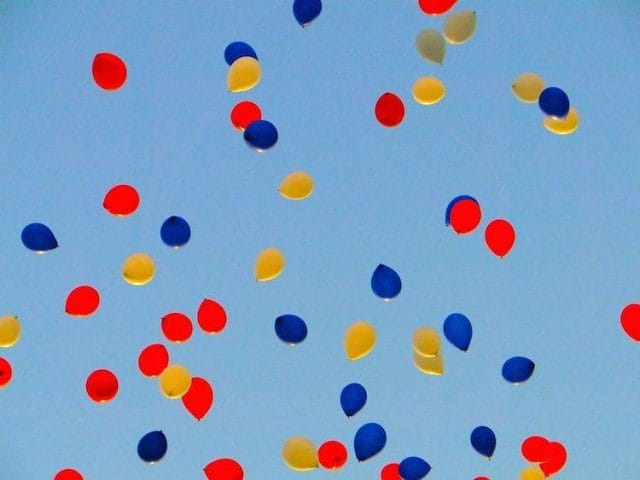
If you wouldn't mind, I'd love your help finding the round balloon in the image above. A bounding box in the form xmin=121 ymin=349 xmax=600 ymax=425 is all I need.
xmin=543 ymin=107 xmax=580 ymax=135
xmin=293 ymin=0 xmax=322 ymax=27
xmin=512 ymin=73 xmax=545 ymax=103
xmin=92 ymin=52 xmax=127 ymax=90
xmin=65 ymin=285 xmax=100 ymax=317
xmin=21 ymin=222 xmax=58 ymax=252
xmin=158 ymin=364 xmax=192 ymax=399
xmin=375 ymin=92 xmax=405 ymax=127
xmin=224 ymin=41 xmax=257 ymax=66
xmin=445 ymin=195 xmax=478 ymax=226
xmin=371 ymin=264 xmax=402 ymax=300
xmin=274 ymin=314 xmax=308 ymax=344
xmin=85 ymin=369 xmax=118 ymax=403
xmin=344 ymin=321 xmax=376 ymax=360
xmin=621 ymin=303 xmax=640 ymax=341
xmin=122 ymin=253 xmax=155 ymax=285
xmin=443 ymin=10 xmax=476 ymax=44
xmin=412 ymin=351 xmax=444 ymax=375
xmin=418 ymin=0 xmax=457 ymax=15
xmin=381 ymin=463 xmax=401 ymax=480
xmin=470 ymin=426 xmax=496 ymax=458
xmin=103 ymin=184 xmax=140 ymax=216
xmin=538 ymin=86 xmax=570 ymax=118
xmin=137 ymin=430 xmax=168 ymax=463
xmin=353 ymin=422 xmax=386 ymax=461
xmin=539 ymin=441 xmax=567 ymax=476
xmin=521 ymin=435 xmax=552 ymax=463
xmin=161 ymin=312 xmax=193 ymax=343
xmin=317 ymin=440 xmax=347 ymax=470
xmin=182 ymin=377 xmax=214 ymax=421
xmin=204 ymin=458 xmax=244 ymax=480
xmin=279 ymin=171 xmax=314 ymax=200
xmin=255 ymin=247 xmax=285 ymax=281
xmin=412 ymin=327 xmax=440 ymax=357
xmin=230 ymin=101 xmax=262 ymax=131
xmin=227 ymin=57 xmax=261 ymax=92
xmin=399 ymin=456 xmax=431 ymax=480
xmin=442 ymin=313 xmax=472 ymax=351
xmin=244 ymin=119 xmax=278 ymax=151
xmin=0 ymin=357 xmax=12 ymax=388
xmin=197 ymin=298 xmax=227 ymax=334
xmin=415 ymin=29 xmax=446 ymax=64
xmin=340 ymin=382 xmax=367 ymax=417
xmin=449 ymin=198 xmax=481 ymax=234
xmin=138 ymin=343 xmax=169 ymax=377
xmin=160 ymin=216 xmax=191 ymax=248
xmin=54 ymin=469 xmax=84 ymax=480
xmin=282 ymin=436 xmax=319 ymax=471
xmin=0 ymin=315 xmax=21 ymax=348
xmin=502 ymin=356 xmax=535 ymax=384
xmin=412 ymin=77 xmax=446 ymax=105
xmin=484 ymin=219 xmax=515 ymax=257
xmin=519 ymin=466 xmax=544 ymax=480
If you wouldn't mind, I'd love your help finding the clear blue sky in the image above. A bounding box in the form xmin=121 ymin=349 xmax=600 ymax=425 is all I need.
xmin=1 ymin=1 xmax=640 ymax=479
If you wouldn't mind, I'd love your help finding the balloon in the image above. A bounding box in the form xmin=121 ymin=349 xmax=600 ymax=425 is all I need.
xmin=501 ymin=356 xmax=535 ymax=384
xmin=293 ymin=0 xmax=322 ymax=27
xmin=274 ymin=314 xmax=308 ymax=344
xmin=64 ymin=285 xmax=100 ymax=317
xmin=538 ymin=87 xmax=570 ymax=118
xmin=161 ymin=312 xmax=193 ymax=343
xmin=449 ymin=198 xmax=481 ymax=234
xmin=380 ymin=463 xmax=401 ymax=480
xmin=371 ymin=264 xmax=402 ymax=300
xmin=318 ymin=440 xmax=348 ymax=470
xmin=85 ymin=369 xmax=118 ymax=403
xmin=519 ymin=466 xmax=544 ymax=480
xmin=521 ymin=436 xmax=552 ymax=463
xmin=470 ymin=426 xmax=496 ymax=458
xmin=412 ymin=77 xmax=446 ymax=105
xmin=230 ymin=101 xmax=262 ymax=131
xmin=416 ymin=29 xmax=446 ymax=65
xmin=340 ymin=382 xmax=367 ymax=417
xmin=204 ymin=458 xmax=244 ymax=480
xmin=122 ymin=253 xmax=155 ymax=285
xmin=21 ymin=222 xmax=58 ymax=252
xmin=412 ymin=351 xmax=444 ymax=375
xmin=443 ymin=313 xmax=472 ymax=351
xmin=54 ymin=469 xmax=84 ymax=480
xmin=443 ymin=10 xmax=476 ymax=44
xmin=418 ymin=0 xmax=457 ymax=15
xmin=412 ymin=327 xmax=440 ymax=357
xmin=282 ymin=436 xmax=319 ymax=471
xmin=103 ymin=184 xmax=140 ymax=216
xmin=539 ymin=441 xmax=567 ymax=476
xmin=353 ymin=422 xmax=386 ymax=461
xmin=158 ymin=364 xmax=192 ymax=399
xmin=244 ymin=119 xmax=278 ymax=151
xmin=224 ymin=41 xmax=257 ymax=66
xmin=543 ymin=107 xmax=580 ymax=135
xmin=484 ymin=219 xmax=515 ymax=257
xmin=512 ymin=73 xmax=545 ymax=103
xmin=182 ymin=377 xmax=214 ymax=421
xmin=279 ymin=171 xmax=314 ymax=200
xmin=160 ymin=216 xmax=191 ymax=248
xmin=475 ymin=477 xmax=490 ymax=480
xmin=344 ymin=321 xmax=376 ymax=360
xmin=137 ymin=430 xmax=168 ymax=463
xmin=0 ymin=357 xmax=12 ymax=388
xmin=621 ymin=303 xmax=640 ymax=341
xmin=445 ymin=195 xmax=478 ymax=225
xmin=197 ymin=298 xmax=227 ymax=334
xmin=138 ymin=343 xmax=169 ymax=377
xmin=92 ymin=52 xmax=126 ymax=90
xmin=255 ymin=247 xmax=285 ymax=281
xmin=375 ymin=92 xmax=405 ymax=127
xmin=0 ymin=315 xmax=21 ymax=348
xmin=398 ymin=456 xmax=431 ymax=480
xmin=227 ymin=57 xmax=261 ymax=92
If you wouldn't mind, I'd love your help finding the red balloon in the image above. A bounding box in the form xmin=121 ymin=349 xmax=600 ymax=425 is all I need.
xmin=138 ymin=343 xmax=169 ymax=377
xmin=620 ymin=303 xmax=640 ymax=341
xmin=182 ymin=377 xmax=214 ymax=420
xmin=203 ymin=458 xmax=244 ymax=480
xmin=230 ymin=101 xmax=262 ymax=131
xmin=197 ymin=298 xmax=227 ymax=334
xmin=484 ymin=219 xmax=515 ymax=257
xmin=521 ymin=436 xmax=551 ymax=463
xmin=380 ymin=462 xmax=401 ymax=480
xmin=418 ymin=0 xmax=458 ymax=15
xmin=103 ymin=184 xmax=140 ymax=216
xmin=375 ymin=92 xmax=405 ymax=127
xmin=450 ymin=198 xmax=482 ymax=234
xmin=85 ymin=369 xmax=118 ymax=403
xmin=65 ymin=285 xmax=100 ymax=317
xmin=539 ymin=442 xmax=567 ymax=477
xmin=161 ymin=312 xmax=193 ymax=343
xmin=0 ymin=357 xmax=12 ymax=388
xmin=318 ymin=440 xmax=348 ymax=470
xmin=92 ymin=52 xmax=127 ymax=90
xmin=474 ymin=477 xmax=490 ymax=480
xmin=54 ymin=468 xmax=84 ymax=480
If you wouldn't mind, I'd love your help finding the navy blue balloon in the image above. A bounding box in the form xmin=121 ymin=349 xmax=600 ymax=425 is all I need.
xmin=399 ymin=456 xmax=431 ymax=480
xmin=353 ymin=422 xmax=386 ymax=461
xmin=502 ymin=356 xmax=535 ymax=384
xmin=21 ymin=222 xmax=58 ymax=252
xmin=470 ymin=425 xmax=496 ymax=458
xmin=371 ymin=264 xmax=402 ymax=300
xmin=444 ymin=195 xmax=478 ymax=226
xmin=538 ymin=87 xmax=570 ymax=118
xmin=274 ymin=314 xmax=308 ymax=344
xmin=443 ymin=313 xmax=472 ymax=351
xmin=293 ymin=0 xmax=322 ymax=27
xmin=224 ymin=41 xmax=258 ymax=66
xmin=160 ymin=216 xmax=191 ymax=248
xmin=137 ymin=430 xmax=168 ymax=463
xmin=244 ymin=120 xmax=278 ymax=151
xmin=340 ymin=382 xmax=367 ymax=417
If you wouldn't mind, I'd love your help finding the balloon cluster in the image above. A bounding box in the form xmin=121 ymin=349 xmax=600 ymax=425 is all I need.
xmin=520 ymin=436 xmax=567 ymax=478
xmin=0 ymin=315 xmax=20 ymax=389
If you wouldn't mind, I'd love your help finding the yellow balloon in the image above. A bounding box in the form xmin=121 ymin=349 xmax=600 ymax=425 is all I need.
xmin=122 ymin=252 xmax=155 ymax=286
xmin=279 ymin=171 xmax=314 ymax=200
xmin=443 ymin=10 xmax=477 ymax=44
xmin=158 ymin=364 xmax=192 ymax=399
xmin=0 ymin=315 xmax=20 ymax=348
xmin=344 ymin=321 xmax=376 ymax=361
xmin=520 ymin=465 xmax=545 ymax=480
xmin=412 ymin=327 xmax=440 ymax=357
xmin=227 ymin=56 xmax=261 ymax=93
xmin=255 ymin=247 xmax=285 ymax=282
xmin=543 ymin=107 xmax=580 ymax=135
xmin=412 ymin=77 xmax=446 ymax=105
xmin=282 ymin=436 xmax=319 ymax=471
xmin=415 ymin=29 xmax=446 ymax=65
xmin=512 ymin=73 xmax=545 ymax=103
xmin=413 ymin=351 xmax=444 ymax=375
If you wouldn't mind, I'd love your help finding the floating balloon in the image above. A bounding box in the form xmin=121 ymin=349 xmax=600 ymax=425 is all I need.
xmin=445 ymin=195 xmax=478 ymax=226
xmin=0 ymin=315 xmax=20 ymax=348
xmin=418 ymin=0 xmax=457 ymax=15
xmin=375 ymin=92 xmax=405 ymax=127
xmin=475 ymin=477 xmax=490 ymax=480
xmin=255 ymin=247 xmax=285 ymax=281
xmin=621 ymin=303 xmax=640 ymax=341
xmin=519 ymin=466 xmax=544 ymax=480
xmin=92 ymin=52 xmax=127 ymax=90
xmin=399 ymin=456 xmax=431 ymax=480
xmin=0 ymin=357 xmax=12 ymax=388
xmin=161 ymin=312 xmax=193 ymax=343
xmin=412 ymin=327 xmax=440 ymax=357
xmin=502 ymin=356 xmax=535 ymax=384
xmin=344 ymin=321 xmax=376 ymax=360
xmin=340 ymin=382 xmax=367 ymax=417
xmin=521 ymin=436 xmax=552 ymax=463
xmin=282 ymin=436 xmax=319 ymax=471
xmin=227 ymin=57 xmax=261 ymax=92
xmin=470 ymin=426 xmax=496 ymax=458
xmin=443 ymin=10 xmax=476 ymax=44
xmin=224 ymin=41 xmax=258 ymax=66
xmin=543 ymin=107 xmax=580 ymax=135
xmin=293 ymin=0 xmax=322 ymax=27
xmin=538 ymin=87 xmax=570 ymax=118
xmin=484 ymin=219 xmax=515 ymax=257
xmin=103 ymin=184 xmax=140 ymax=216
xmin=230 ymin=101 xmax=262 ymax=131
xmin=512 ymin=73 xmax=545 ymax=103
xmin=54 ymin=469 xmax=84 ymax=480
xmin=275 ymin=314 xmax=308 ymax=344
xmin=182 ymin=377 xmax=214 ymax=421
xmin=450 ymin=198 xmax=482 ymax=234
xmin=138 ymin=343 xmax=169 ymax=377
xmin=416 ymin=29 xmax=446 ymax=65
xmin=160 ymin=216 xmax=191 ymax=248
xmin=122 ymin=253 xmax=155 ymax=285
xmin=412 ymin=351 xmax=444 ymax=375
xmin=197 ymin=298 xmax=227 ymax=334
xmin=279 ymin=171 xmax=314 ymax=200
xmin=412 ymin=76 xmax=446 ymax=105
xmin=158 ymin=364 xmax=192 ymax=399
xmin=137 ymin=430 xmax=168 ymax=463
xmin=204 ymin=458 xmax=244 ymax=480
xmin=65 ymin=286 xmax=100 ymax=317
xmin=371 ymin=264 xmax=402 ymax=300
xmin=381 ymin=463 xmax=401 ymax=480
xmin=539 ymin=441 xmax=567 ymax=476
xmin=353 ymin=422 xmax=386 ymax=461
xmin=318 ymin=440 xmax=347 ymax=470
xmin=443 ymin=313 xmax=472 ymax=351
xmin=244 ymin=119 xmax=278 ymax=151
xmin=21 ymin=222 xmax=58 ymax=252
xmin=85 ymin=369 xmax=118 ymax=403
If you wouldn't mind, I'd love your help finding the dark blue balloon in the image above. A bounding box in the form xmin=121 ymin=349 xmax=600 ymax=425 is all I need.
xmin=538 ymin=87 xmax=570 ymax=118
xmin=371 ymin=264 xmax=401 ymax=300
xmin=293 ymin=0 xmax=322 ymax=27
xmin=244 ymin=120 xmax=278 ymax=151
xmin=21 ymin=222 xmax=58 ymax=252
xmin=160 ymin=216 xmax=191 ymax=248
xmin=353 ymin=422 xmax=386 ymax=461
xmin=470 ymin=425 xmax=496 ymax=458
xmin=137 ymin=430 xmax=168 ymax=463
xmin=274 ymin=314 xmax=308 ymax=344
xmin=399 ymin=456 xmax=431 ymax=480
xmin=340 ymin=382 xmax=367 ymax=417
xmin=443 ymin=313 xmax=472 ymax=351
xmin=444 ymin=195 xmax=478 ymax=226
xmin=502 ymin=356 xmax=535 ymax=384
xmin=224 ymin=41 xmax=257 ymax=66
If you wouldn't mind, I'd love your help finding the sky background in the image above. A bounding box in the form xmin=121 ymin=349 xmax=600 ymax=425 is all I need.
xmin=1 ymin=1 xmax=640 ymax=479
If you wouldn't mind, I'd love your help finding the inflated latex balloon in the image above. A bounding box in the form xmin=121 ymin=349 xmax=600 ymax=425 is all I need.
xmin=137 ymin=430 xmax=168 ymax=463
xmin=445 ymin=195 xmax=478 ymax=225
xmin=54 ymin=469 xmax=84 ymax=480
xmin=92 ymin=52 xmax=127 ymax=90
xmin=412 ymin=77 xmax=446 ymax=105
xmin=418 ymin=0 xmax=457 ymax=15
xmin=160 ymin=216 xmax=191 ymax=248
xmin=85 ymin=369 xmax=118 ymax=403
xmin=381 ymin=463 xmax=401 ymax=480
xmin=0 ymin=315 xmax=21 ymax=348
xmin=538 ymin=87 xmax=570 ymax=118
xmin=197 ymin=298 xmax=227 ymax=334
xmin=443 ymin=313 xmax=472 ymax=351
xmin=182 ymin=377 xmax=214 ymax=421
xmin=375 ymin=92 xmax=405 ymax=127
xmin=122 ymin=253 xmax=155 ymax=285
xmin=502 ymin=356 xmax=535 ymax=384
xmin=539 ymin=442 xmax=567 ymax=476
xmin=0 ymin=357 xmax=12 ymax=388
xmin=340 ymin=382 xmax=367 ymax=417
xmin=279 ymin=171 xmax=314 ymax=200
xmin=521 ymin=436 xmax=552 ymax=463
xmin=344 ymin=321 xmax=376 ymax=360
xmin=161 ymin=312 xmax=193 ymax=343
xmin=158 ymin=364 xmax=192 ymax=399
xmin=512 ymin=73 xmax=545 ymax=103
xmin=274 ymin=314 xmax=308 ymax=344
xmin=450 ymin=198 xmax=481 ymax=234
xmin=543 ymin=107 xmax=580 ymax=135
xmin=138 ymin=343 xmax=169 ymax=377
xmin=475 ymin=477 xmax=490 ymax=480
xmin=470 ymin=426 xmax=496 ymax=458
xmin=399 ymin=456 xmax=431 ymax=480
xmin=103 ymin=184 xmax=140 ymax=216
xmin=244 ymin=119 xmax=278 ymax=151
xmin=484 ymin=219 xmax=515 ymax=257
xmin=443 ymin=10 xmax=476 ymax=44
xmin=371 ymin=264 xmax=402 ymax=300
xmin=230 ymin=101 xmax=262 ymax=131
xmin=227 ymin=57 xmax=261 ymax=92
xmin=293 ymin=0 xmax=322 ymax=27
xmin=224 ymin=41 xmax=257 ymax=66
xmin=353 ymin=422 xmax=386 ymax=461
xmin=21 ymin=222 xmax=58 ymax=252
xmin=65 ymin=286 xmax=100 ymax=317
xmin=204 ymin=458 xmax=244 ymax=480
xmin=416 ymin=29 xmax=445 ymax=64
xmin=282 ymin=436 xmax=319 ymax=471
xmin=621 ymin=303 xmax=640 ymax=341
xmin=519 ymin=466 xmax=544 ymax=480
xmin=255 ymin=247 xmax=285 ymax=281
xmin=412 ymin=351 xmax=444 ymax=375
xmin=412 ymin=327 xmax=440 ymax=357
xmin=317 ymin=440 xmax=347 ymax=470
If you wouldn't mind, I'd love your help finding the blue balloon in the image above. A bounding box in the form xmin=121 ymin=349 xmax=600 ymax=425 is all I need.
xmin=538 ymin=87 xmax=570 ymax=118
xmin=371 ymin=264 xmax=401 ymax=300
xmin=444 ymin=195 xmax=478 ymax=226
xmin=224 ymin=41 xmax=257 ymax=66
xmin=340 ymin=383 xmax=367 ymax=417
xmin=21 ymin=222 xmax=58 ymax=252
xmin=293 ymin=0 xmax=322 ymax=27
xmin=137 ymin=430 xmax=168 ymax=463
xmin=443 ymin=313 xmax=472 ymax=351
xmin=274 ymin=314 xmax=308 ymax=344
xmin=399 ymin=456 xmax=431 ymax=480
xmin=502 ymin=356 xmax=535 ymax=384
xmin=470 ymin=425 xmax=496 ymax=458
xmin=353 ymin=422 xmax=386 ymax=461
xmin=244 ymin=120 xmax=278 ymax=151
xmin=160 ymin=215 xmax=191 ymax=248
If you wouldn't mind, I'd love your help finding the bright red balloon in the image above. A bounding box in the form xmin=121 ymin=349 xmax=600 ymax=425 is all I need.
xmin=620 ymin=303 xmax=640 ymax=341
xmin=203 ymin=458 xmax=244 ymax=480
xmin=375 ymin=92 xmax=405 ymax=127
xmin=450 ymin=198 xmax=482 ymax=234
xmin=230 ymin=101 xmax=262 ymax=131
xmin=92 ymin=52 xmax=127 ymax=90
xmin=474 ymin=477 xmax=490 ymax=480
xmin=182 ymin=377 xmax=214 ymax=420
xmin=484 ymin=219 xmax=515 ymax=257
xmin=318 ymin=440 xmax=348 ymax=470
xmin=54 ymin=468 xmax=84 ymax=480
xmin=521 ymin=436 xmax=551 ymax=463
xmin=418 ymin=0 xmax=458 ymax=15
xmin=138 ymin=343 xmax=169 ymax=377
xmin=197 ymin=298 xmax=227 ymax=334
xmin=0 ymin=357 xmax=12 ymax=388
xmin=85 ymin=369 xmax=118 ymax=403
xmin=380 ymin=462 xmax=401 ymax=480
xmin=65 ymin=285 xmax=100 ymax=317
xmin=103 ymin=184 xmax=140 ymax=216
xmin=161 ymin=312 xmax=193 ymax=343
xmin=539 ymin=442 xmax=567 ymax=477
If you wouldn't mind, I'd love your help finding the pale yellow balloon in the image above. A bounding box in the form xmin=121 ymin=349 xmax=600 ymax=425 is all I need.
xmin=227 ymin=56 xmax=262 ymax=93
xmin=512 ymin=73 xmax=545 ymax=103
xmin=413 ymin=351 xmax=444 ymax=375
xmin=279 ymin=171 xmax=314 ymax=200
xmin=158 ymin=364 xmax=192 ymax=399
xmin=0 ymin=315 xmax=20 ymax=348
xmin=412 ymin=77 xmax=446 ymax=105
xmin=255 ymin=247 xmax=285 ymax=281
xmin=415 ymin=29 xmax=446 ymax=65
xmin=412 ymin=327 xmax=440 ymax=357
xmin=122 ymin=253 xmax=155 ymax=286
xmin=282 ymin=436 xmax=319 ymax=471
xmin=543 ymin=107 xmax=580 ymax=135
xmin=443 ymin=10 xmax=477 ymax=44
xmin=344 ymin=321 xmax=376 ymax=361
xmin=520 ymin=465 xmax=545 ymax=480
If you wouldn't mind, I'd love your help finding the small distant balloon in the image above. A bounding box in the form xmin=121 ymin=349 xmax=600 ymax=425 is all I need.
xmin=204 ymin=458 xmax=244 ymax=480
xmin=340 ymin=382 xmax=367 ymax=417
xmin=244 ymin=119 xmax=278 ymax=151
xmin=543 ymin=107 xmax=580 ymax=135
xmin=65 ymin=285 xmax=100 ymax=317
xmin=0 ymin=315 xmax=21 ymax=348
xmin=353 ymin=422 xmax=386 ymax=461
xmin=512 ymin=73 xmax=545 ymax=103
xmin=344 ymin=321 xmax=376 ymax=361
xmin=161 ymin=312 xmax=193 ymax=343
xmin=418 ymin=0 xmax=457 ymax=15
xmin=279 ymin=171 xmax=314 ymax=200
xmin=484 ymin=219 xmax=515 ymax=257
xmin=227 ymin=57 xmax=261 ymax=92
xmin=158 ymin=364 xmax=192 ymax=399
xmin=21 ymin=222 xmax=58 ymax=252
xmin=443 ymin=10 xmax=476 ymax=44
xmin=122 ymin=253 xmax=155 ymax=285
xmin=182 ymin=377 xmax=214 ymax=421
xmin=255 ymin=247 xmax=285 ymax=281
xmin=538 ymin=86 xmax=570 ymax=118
xmin=398 ymin=456 xmax=431 ymax=480
xmin=275 ymin=314 xmax=308 ymax=344
xmin=103 ymin=184 xmax=140 ymax=216
xmin=475 ymin=477 xmax=490 ymax=480
xmin=137 ymin=430 xmax=168 ymax=463
xmin=381 ymin=463 xmax=402 ymax=480
xmin=138 ymin=343 xmax=169 ymax=377
xmin=521 ymin=435 xmax=551 ymax=463
xmin=197 ymin=298 xmax=227 ymax=334
xmin=445 ymin=195 xmax=478 ymax=226
xmin=293 ymin=0 xmax=322 ymax=27
xmin=412 ymin=77 xmax=446 ymax=105
xmin=470 ymin=426 xmax=496 ymax=459
xmin=317 ymin=440 xmax=347 ymax=470
xmin=0 ymin=357 xmax=12 ymax=388
xmin=621 ymin=303 xmax=640 ymax=341
xmin=160 ymin=216 xmax=191 ymax=248
xmin=539 ymin=441 xmax=567 ymax=476
xmin=375 ymin=93 xmax=405 ymax=127
xmin=224 ymin=41 xmax=258 ymax=66
xmin=412 ymin=351 xmax=444 ymax=375
xmin=282 ymin=436 xmax=319 ymax=471
xmin=230 ymin=101 xmax=262 ymax=131
xmin=92 ymin=52 xmax=127 ymax=90
xmin=449 ymin=198 xmax=482 ymax=234
xmin=443 ymin=313 xmax=472 ymax=351
xmin=54 ymin=469 xmax=84 ymax=480
xmin=85 ymin=369 xmax=118 ymax=403
xmin=415 ymin=29 xmax=446 ymax=64
xmin=502 ymin=356 xmax=535 ymax=384
xmin=371 ymin=264 xmax=402 ymax=300
xmin=412 ymin=327 xmax=440 ymax=357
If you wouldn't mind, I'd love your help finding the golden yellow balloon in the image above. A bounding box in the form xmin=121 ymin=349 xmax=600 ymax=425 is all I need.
xmin=443 ymin=10 xmax=477 ymax=44
xmin=543 ymin=107 xmax=580 ymax=135
xmin=412 ymin=77 xmax=446 ymax=105
xmin=0 ymin=315 xmax=21 ymax=348
xmin=227 ymin=56 xmax=262 ymax=93
xmin=413 ymin=351 xmax=444 ymax=375
xmin=512 ymin=72 xmax=545 ymax=103
xmin=412 ymin=327 xmax=440 ymax=357
xmin=279 ymin=171 xmax=314 ymax=200
xmin=415 ymin=29 xmax=446 ymax=65
xmin=344 ymin=321 xmax=376 ymax=361
xmin=122 ymin=252 xmax=155 ymax=286
xmin=282 ymin=436 xmax=319 ymax=471
xmin=255 ymin=247 xmax=285 ymax=282
xmin=520 ymin=465 xmax=545 ymax=480
xmin=158 ymin=364 xmax=192 ymax=399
